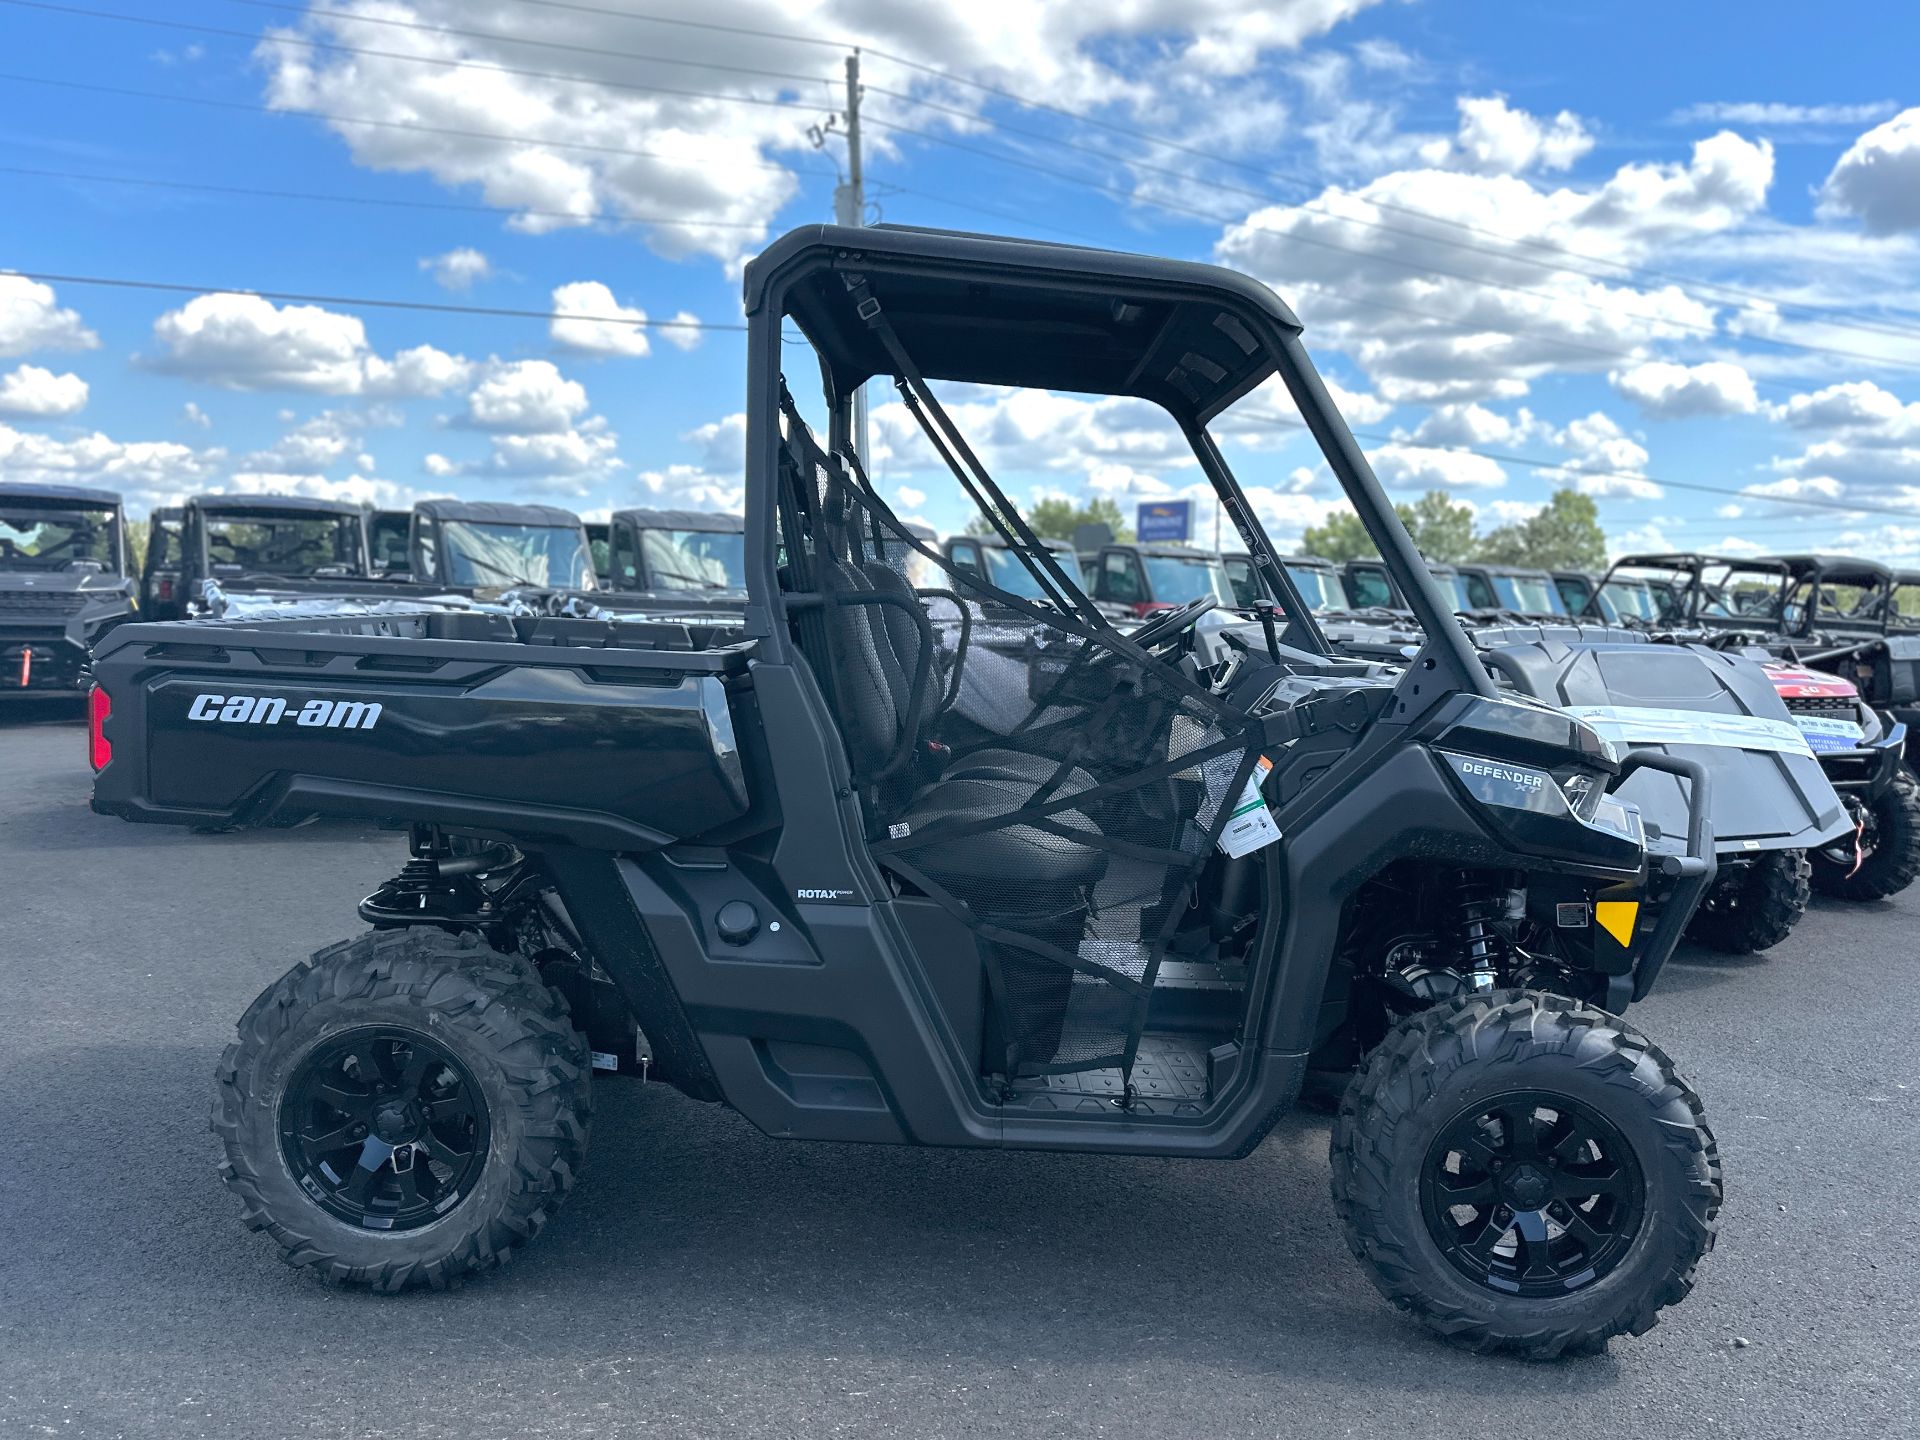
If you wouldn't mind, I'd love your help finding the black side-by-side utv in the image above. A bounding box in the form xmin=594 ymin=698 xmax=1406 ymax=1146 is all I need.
xmin=90 ymin=225 xmax=1721 ymax=1357
xmin=0 ymin=482 xmax=136 ymax=698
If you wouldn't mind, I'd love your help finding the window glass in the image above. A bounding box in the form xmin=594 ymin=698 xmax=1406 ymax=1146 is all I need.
xmin=610 ymin=523 xmax=639 ymax=585
xmin=1284 ymin=564 xmax=1346 ymax=613
xmin=1223 ymin=556 xmax=1259 ymax=607
xmin=0 ymin=505 xmax=119 ymax=571
xmin=1141 ymin=552 xmax=1232 ymax=605
xmin=1491 ymin=574 xmax=1565 ymax=615
xmin=1345 ymin=566 xmax=1393 ymax=608
xmin=440 ymin=521 xmax=593 ymax=588
xmin=1099 ymin=550 xmax=1141 ymax=602
xmin=1462 ymin=573 xmax=1498 ymax=609
xmin=202 ymin=513 xmax=362 ymax=577
xmin=981 ymin=545 xmax=1086 ymax=599
xmin=638 ymin=528 xmax=745 ymax=592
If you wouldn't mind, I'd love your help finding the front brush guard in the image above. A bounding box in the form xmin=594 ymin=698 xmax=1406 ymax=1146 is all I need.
xmin=1608 ymin=751 xmax=1715 ymax=1003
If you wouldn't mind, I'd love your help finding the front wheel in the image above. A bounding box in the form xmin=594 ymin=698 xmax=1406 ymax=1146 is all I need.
xmin=1684 ymin=849 xmax=1808 ymax=954
xmin=213 ymin=928 xmax=592 ymax=1291
xmin=1809 ymin=769 xmax=1920 ymax=902
xmin=1330 ymin=992 xmax=1721 ymax=1359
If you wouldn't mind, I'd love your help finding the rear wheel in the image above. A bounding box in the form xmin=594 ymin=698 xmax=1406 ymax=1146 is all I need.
xmin=1809 ymin=769 xmax=1920 ymax=902
xmin=1330 ymin=991 xmax=1720 ymax=1359
xmin=1684 ymin=849 xmax=1808 ymax=954
xmin=213 ymin=928 xmax=591 ymax=1291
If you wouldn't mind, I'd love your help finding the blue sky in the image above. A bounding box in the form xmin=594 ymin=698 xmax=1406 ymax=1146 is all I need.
xmin=3 ymin=0 xmax=1919 ymax=562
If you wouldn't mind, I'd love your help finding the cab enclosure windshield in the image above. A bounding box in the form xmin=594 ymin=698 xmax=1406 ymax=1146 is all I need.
xmin=0 ymin=494 xmax=121 ymax=573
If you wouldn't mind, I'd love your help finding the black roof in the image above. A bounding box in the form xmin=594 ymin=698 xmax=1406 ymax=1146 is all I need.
xmin=748 ymin=224 xmax=1301 ymax=422
xmin=611 ymin=507 xmax=743 ymax=533
xmin=1613 ymin=552 xmax=1787 ymax=573
xmin=414 ymin=499 xmax=585 ymax=528
xmin=0 ymin=482 xmax=123 ymax=507
xmin=188 ymin=492 xmax=362 ymax=517
xmin=1762 ymin=553 xmax=1893 ymax=583
xmin=1109 ymin=541 xmax=1224 ymax=560
xmin=1278 ymin=553 xmax=1336 ymax=569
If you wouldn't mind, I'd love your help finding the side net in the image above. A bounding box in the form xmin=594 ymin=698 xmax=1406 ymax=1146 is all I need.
xmin=775 ymin=363 xmax=1258 ymax=1083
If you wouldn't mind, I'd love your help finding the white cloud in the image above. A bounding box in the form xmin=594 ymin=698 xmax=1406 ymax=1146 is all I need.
xmin=461 ymin=360 xmax=589 ymax=433
xmin=1610 ymin=360 xmax=1759 ymax=418
xmin=660 ymin=310 xmax=705 ymax=352
xmin=182 ymin=401 xmax=211 ymax=429
xmin=630 ymin=463 xmax=745 ymax=514
xmin=0 ymin=276 xmax=97 ymax=358
xmin=255 ymin=2 xmax=1381 ymax=265
xmin=217 ymin=473 xmax=422 ymax=510
xmin=1675 ymin=101 xmax=1900 ymax=128
xmin=1420 ymin=95 xmax=1594 ymax=176
xmin=549 ymin=281 xmax=650 ymax=358
xmin=1768 ymin=379 xmax=1916 ymax=432
xmin=147 ymin=293 xmax=472 ymax=396
xmin=0 ymin=421 xmax=225 ymax=511
xmin=419 ymin=246 xmax=492 ymax=290
xmin=1216 ymin=131 xmax=1772 ymax=402
xmin=0 ymin=364 xmax=88 ymax=418
xmin=1367 ymin=441 xmax=1507 ymax=489
xmin=684 ymin=412 xmax=745 ymax=472
xmin=1744 ymin=475 xmax=1846 ymax=500
xmin=1821 ymin=107 xmax=1920 ymax=234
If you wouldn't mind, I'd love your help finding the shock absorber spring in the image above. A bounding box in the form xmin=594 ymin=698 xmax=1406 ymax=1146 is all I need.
xmin=1455 ymin=874 xmax=1512 ymax=991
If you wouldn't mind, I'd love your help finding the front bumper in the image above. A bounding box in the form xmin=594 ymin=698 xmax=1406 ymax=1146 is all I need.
xmin=1814 ymin=720 xmax=1906 ymax=801
xmin=0 ymin=631 xmax=91 ymax=697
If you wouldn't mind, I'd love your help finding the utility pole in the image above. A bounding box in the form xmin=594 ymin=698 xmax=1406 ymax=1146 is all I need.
xmin=833 ymin=50 xmax=868 ymax=463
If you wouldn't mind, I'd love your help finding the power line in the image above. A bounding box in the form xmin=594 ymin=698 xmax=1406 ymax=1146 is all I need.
xmin=0 ymin=163 xmax=780 ymax=229
xmin=2 ymin=1 xmax=828 ymax=112
xmin=0 ymin=73 xmax=812 ymax=174
xmin=24 ymin=1 xmax=1920 ymax=371
xmin=470 ymin=0 xmax=1920 ymax=345
xmin=209 ymin=0 xmax=839 ymax=91
xmin=2 ymin=268 xmax=746 ymax=332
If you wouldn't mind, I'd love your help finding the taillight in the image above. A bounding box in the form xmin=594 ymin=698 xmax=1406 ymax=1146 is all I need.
xmin=88 ymin=685 xmax=111 ymax=772
xmin=158 ymin=578 xmax=174 ymax=601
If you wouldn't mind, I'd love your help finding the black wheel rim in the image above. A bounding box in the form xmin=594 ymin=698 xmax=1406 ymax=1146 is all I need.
xmin=1419 ymin=1089 xmax=1645 ymax=1298
xmin=279 ymin=1026 xmax=491 ymax=1232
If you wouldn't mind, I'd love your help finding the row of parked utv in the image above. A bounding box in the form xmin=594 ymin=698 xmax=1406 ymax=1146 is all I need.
xmin=50 ymin=223 xmax=1916 ymax=1360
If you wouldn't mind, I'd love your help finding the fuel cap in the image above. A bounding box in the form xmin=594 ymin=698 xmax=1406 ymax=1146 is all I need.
xmin=715 ymin=900 xmax=759 ymax=946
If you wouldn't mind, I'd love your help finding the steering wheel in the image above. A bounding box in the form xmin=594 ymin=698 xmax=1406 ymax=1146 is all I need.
xmin=1129 ymin=596 xmax=1215 ymax=650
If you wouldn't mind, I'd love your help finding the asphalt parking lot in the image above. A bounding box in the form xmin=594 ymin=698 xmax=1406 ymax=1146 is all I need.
xmin=1 ymin=706 xmax=1914 ymax=1440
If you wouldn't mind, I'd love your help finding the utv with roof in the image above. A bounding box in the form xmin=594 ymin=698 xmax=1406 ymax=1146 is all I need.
xmin=1224 ymin=551 xmax=1351 ymax=617
xmin=405 ymin=499 xmax=600 ymax=597
xmin=162 ymin=493 xmax=388 ymax=619
xmin=90 ymin=225 xmax=1722 ymax=1357
xmin=368 ymin=509 xmax=412 ymax=579
xmin=597 ymin=508 xmax=747 ymax=613
xmin=1595 ymin=551 xmax=1916 ymax=902
xmin=1452 ymin=563 xmax=1572 ymax=620
xmin=1343 ymin=557 xmax=1472 ymax=615
xmin=0 ymin=483 xmax=136 ymax=699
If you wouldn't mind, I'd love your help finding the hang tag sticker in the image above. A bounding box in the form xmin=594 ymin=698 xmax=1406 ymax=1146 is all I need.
xmin=1217 ymin=756 xmax=1281 ymax=858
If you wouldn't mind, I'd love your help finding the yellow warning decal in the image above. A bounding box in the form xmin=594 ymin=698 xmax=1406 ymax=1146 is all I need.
xmin=1595 ymin=899 xmax=1640 ymax=947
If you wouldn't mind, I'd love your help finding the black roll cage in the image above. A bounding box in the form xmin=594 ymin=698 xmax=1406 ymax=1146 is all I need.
xmin=738 ymin=224 xmax=1492 ymax=703
xmin=1597 ymin=550 xmax=1896 ymax=638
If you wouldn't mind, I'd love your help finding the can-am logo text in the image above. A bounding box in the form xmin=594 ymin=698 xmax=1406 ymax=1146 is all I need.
xmin=186 ymin=693 xmax=382 ymax=731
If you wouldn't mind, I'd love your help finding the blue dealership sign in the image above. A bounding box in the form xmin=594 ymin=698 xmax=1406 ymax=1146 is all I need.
xmin=1136 ymin=500 xmax=1192 ymax=542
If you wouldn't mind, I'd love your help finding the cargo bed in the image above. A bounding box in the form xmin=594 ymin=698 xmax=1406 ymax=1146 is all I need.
xmin=88 ymin=609 xmax=758 ymax=849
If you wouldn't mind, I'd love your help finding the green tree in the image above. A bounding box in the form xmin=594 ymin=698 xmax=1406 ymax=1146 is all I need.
xmin=1296 ymin=507 xmax=1374 ymax=562
xmin=1475 ymin=488 xmax=1607 ymax=570
xmin=123 ymin=516 xmax=149 ymax=578
xmin=1399 ymin=490 xmax=1477 ymax=562
xmin=1298 ymin=490 xmax=1478 ymax=563
xmin=968 ymin=494 xmax=1133 ymax=543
